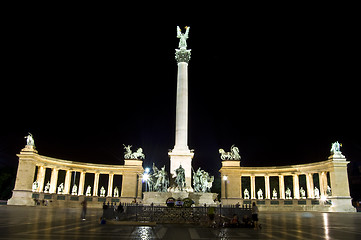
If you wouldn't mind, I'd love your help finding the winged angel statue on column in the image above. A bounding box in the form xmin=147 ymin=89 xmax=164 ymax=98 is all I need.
xmin=177 ymin=26 xmax=190 ymax=49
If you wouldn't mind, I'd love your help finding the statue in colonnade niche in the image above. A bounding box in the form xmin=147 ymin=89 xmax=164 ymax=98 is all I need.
xmin=57 ymin=183 xmax=64 ymax=194
xmin=100 ymin=186 xmax=106 ymax=197
xmin=314 ymin=187 xmax=320 ymax=198
xmin=257 ymin=189 xmax=263 ymax=199
xmin=44 ymin=181 xmax=50 ymax=193
xmin=300 ymin=187 xmax=306 ymax=199
xmin=285 ymin=188 xmax=292 ymax=199
xmin=113 ymin=187 xmax=119 ymax=197
xmin=86 ymin=185 xmax=92 ymax=196
xmin=71 ymin=184 xmax=78 ymax=195
xmin=272 ymin=188 xmax=278 ymax=199
xmin=32 ymin=180 xmax=38 ymax=192
xmin=243 ymin=188 xmax=250 ymax=199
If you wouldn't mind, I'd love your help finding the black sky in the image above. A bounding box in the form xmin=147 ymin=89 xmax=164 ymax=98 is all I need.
xmin=1 ymin=9 xmax=360 ymax=179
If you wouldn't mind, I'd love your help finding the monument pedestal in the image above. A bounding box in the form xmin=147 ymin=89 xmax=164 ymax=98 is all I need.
xmin=8 ymin=190 xmax=34 ymax=206
xmin=168 ymin=150 xmax=194 ymax=191
xmin=143 ymin=192 xmax=218 ymax=206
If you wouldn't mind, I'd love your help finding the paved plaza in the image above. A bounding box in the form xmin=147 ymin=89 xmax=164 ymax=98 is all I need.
xmin=0 ymin=206 xmax=360 ymax=239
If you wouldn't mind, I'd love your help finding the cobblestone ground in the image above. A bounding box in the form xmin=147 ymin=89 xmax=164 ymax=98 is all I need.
xmin=0 ymin=206 xmax=360 ymax=239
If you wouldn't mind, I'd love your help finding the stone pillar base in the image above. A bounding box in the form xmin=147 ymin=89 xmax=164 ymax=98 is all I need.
xmin=328 ymin=197 xmax=356 ymax=212
xmin=8 ymin=190 xmax=34 ymax=206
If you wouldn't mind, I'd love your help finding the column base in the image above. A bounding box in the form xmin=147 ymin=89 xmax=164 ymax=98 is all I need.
xmin=8 ymin=190 xmax=34 ymax=206
xmin=328 ymin=196 xmax=356 ymax=212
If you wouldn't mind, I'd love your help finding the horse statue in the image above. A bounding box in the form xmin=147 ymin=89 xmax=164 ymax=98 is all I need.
xmin=123 ymin=145 xmax=145 ymax=159
xmin=219 ymin=145 xmax=241 ymax=160
xmin=131 ymin=148 xmax=145 ymax=159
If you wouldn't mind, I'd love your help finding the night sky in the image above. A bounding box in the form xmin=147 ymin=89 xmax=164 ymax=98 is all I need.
xmin=1 ymin=11 xmax=360 ymax=184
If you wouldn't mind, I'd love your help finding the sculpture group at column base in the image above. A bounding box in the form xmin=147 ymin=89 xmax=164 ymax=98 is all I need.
xmin=143 ymin=192 xmax=218 ymax=206
xmin=8 ymin=190 xmax=34 ymax=206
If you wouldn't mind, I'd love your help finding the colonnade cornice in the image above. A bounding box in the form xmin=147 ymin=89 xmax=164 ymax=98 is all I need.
xmin=18 ymin=152 xmax=143 ymax=174
xmin=221 ymin=159 xmax=336 ymax=176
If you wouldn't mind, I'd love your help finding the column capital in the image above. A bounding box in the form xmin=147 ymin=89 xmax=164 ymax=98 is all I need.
xmin=175 ymin=48 xmax=191 ymax=63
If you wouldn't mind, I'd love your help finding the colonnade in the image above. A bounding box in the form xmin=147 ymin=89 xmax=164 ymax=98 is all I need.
xmin=236 ymin=171 xmax=329 ymax=200
xmin=219 ymin=151 xmax=354 ymax=212
xmin=33 ymin=166 xmax=124 ymax=197
xmin=8 ymin=146 xmax=144 ymax=206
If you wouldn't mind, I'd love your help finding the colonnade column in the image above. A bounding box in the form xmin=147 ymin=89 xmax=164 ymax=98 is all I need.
xmin=93 ymin=173 xmax=99 ymax=196
xmin=279 ymin=175 xmax=285 ymax=199
xmin=293 ymin=174 xmax=300 ymax=199
xmin=319 ymin=171 xmax=328 ymax=197
xmin=265 ymin=175 xmax=270 ymax=199
xmin=64 ymin=170 xmax=71 ymax=194
xmin=78 ymin=171 xmax=85 ymax=196
xmin=250 ymin=176 xmax=256 ymax=199
xmin=36 ymin=165 xmax=46 ymax=192
xmin=49 ymin=168 xmax=59 ymax=194
xmin=107 ymin=173 xmax=114 ymax=197
xmin=306 ymin=173 xmax=314 ymax=198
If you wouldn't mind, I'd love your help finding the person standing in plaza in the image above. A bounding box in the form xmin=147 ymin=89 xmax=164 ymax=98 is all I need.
xmin=81 ymin=200 xmax=87 ymax=220
xmin=252 ymin=202 xmax=259 ymax=229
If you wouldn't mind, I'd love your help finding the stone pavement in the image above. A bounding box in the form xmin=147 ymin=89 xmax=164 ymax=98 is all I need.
xmin=0 ymin=206 xmax=360 ymax=239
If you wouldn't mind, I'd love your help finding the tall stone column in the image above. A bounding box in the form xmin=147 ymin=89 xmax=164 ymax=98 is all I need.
xmin=293 ymin=174 xmax=300 ymax=199
xmin=319 ymin=171 xmax=328 ymax=198
xmin=250 ymin=176 xmax=256 ymax=199
xmin=279 ymin=175 xmax=285 ymax=199
xmin=93 ymin=173 xmax=99 ymax=196
xmin=49 ymin=168 xmax=59 ymax=194
xmin=78 ymin=171 xmax=85 ymax=196
xmin=36 ymin=165 xmax=46 ymax=192
xmin=168 ymin=28 xmax=194 ymax=191
xmin=107 ymin=173 xmax=114 ymax=197
xmin=64 ymin=170 xmax=71 ymax=194
xmin=265 ymin=175 xmax=270 ymax=199
xmin=306 ymin=173 xmax=314 ymax=198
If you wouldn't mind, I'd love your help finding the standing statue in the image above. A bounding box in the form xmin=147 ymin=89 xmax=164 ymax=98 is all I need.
xmin=272 ymin=188 xmax=278 ymax=199
xmin=177 ymin=26 xmax=190 ymax=49
xmin=285 ymin=188 xmax=292 ymax=199
xmin=86 ymin=185 xmax=92 ymax=196
xmin=330 ymin=141 xmax=342 ymax=154
xmin=44 ymin=181 xmax=50 ymax=193
xmin=314 ymin=187 xmax=320 ymax=198
xmin=257 ymin=189 xmax=263 ymax=199
xmin=219 ymin=145 xmax=241 ymax=160
xmin=244 ymin=188 xmax=250 ymax=199
xmin=32 ymin=180 xmax=38 ymax=192
xmin=57 ymin=183 xmax=64 ymax=194
xmin=114 ymin=187 xmax=119 ymax=197
xmin=72 ymin=184 xmax=78 ymax=195
xmin=100 ymin=186 xmax=106 ymax=197
xmin=25 ymin=132 xmax=35 ymax=146
xmin=152 ymin=163 xmax=169 ymax=192
xmin=175 ymin=165 xmax=186 ymax=191
xmin=300 ymin=187 xmax=306 ymax=199
xmin=192 ymin=168 xmax=214 ymax=193
xmin=123 ymin=144 xmax=145 ymax=159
